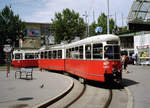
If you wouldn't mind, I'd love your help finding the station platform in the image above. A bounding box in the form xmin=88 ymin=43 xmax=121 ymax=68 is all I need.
xmin=0 ymin=67 xmax=73 ymax=108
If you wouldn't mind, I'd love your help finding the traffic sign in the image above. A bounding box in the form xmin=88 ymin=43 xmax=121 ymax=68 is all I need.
xmin=3 ymin=44 xmax=12 ymax=53
xmin=95 ymin=27 xmax=103 ymax=33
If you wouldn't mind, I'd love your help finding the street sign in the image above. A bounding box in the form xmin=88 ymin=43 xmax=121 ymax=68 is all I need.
xmin=3 ymin=44 xmax=12 ymax=53
xmin=95 ymin=27 xmax=103 ymax=33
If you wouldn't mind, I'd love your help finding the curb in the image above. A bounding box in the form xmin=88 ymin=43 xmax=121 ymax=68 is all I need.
xmin=33 ymin=76 xmax=74 ymax=108
xmin=124 ymin=87 xmax=134 ymax=108
xmin=103 ymin=89 xmax=112 ymax=108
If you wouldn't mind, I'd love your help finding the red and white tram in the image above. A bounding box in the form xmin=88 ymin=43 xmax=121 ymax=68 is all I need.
xmin=12 ymin=49 xmax=39 ymax=68
xmin=38 ymin=34 xmax=122 ymax=83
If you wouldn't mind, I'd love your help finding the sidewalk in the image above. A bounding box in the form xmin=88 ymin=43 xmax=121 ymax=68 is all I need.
xmin=123 ymin=65 xmax=150 ymax=108
xmin=0 ymin=67 xmax=73 ymax=108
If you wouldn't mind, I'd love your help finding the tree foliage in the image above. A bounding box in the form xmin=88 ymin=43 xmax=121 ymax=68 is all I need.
xmin=0 ymin=6 xmax=26 ymax=46
xmin=51 ymin=8 xmax=86 ymax=43
xmin=89 ymin=13 xmax=115 ymax=35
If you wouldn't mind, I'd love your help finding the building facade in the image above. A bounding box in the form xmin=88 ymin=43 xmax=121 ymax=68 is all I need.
xmin=19 ymin=22 xmax=53 ymax=49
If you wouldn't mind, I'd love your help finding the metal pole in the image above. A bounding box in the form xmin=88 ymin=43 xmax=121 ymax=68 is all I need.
xmin=107 ymin=0 xmax=110 ymax=34
xmin=83 ymin=11 xmax=89 ymax=37
xmin=6 ymin=52 xmax=8 ymax=77
xmin=122 ymin=13 xmax=124 ymax=27
xmin=87 ymin=15 xmax=90 ymax=37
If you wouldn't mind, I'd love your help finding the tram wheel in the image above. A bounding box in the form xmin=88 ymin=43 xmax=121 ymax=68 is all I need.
xmin=63 ymin=72 xmax=70 ymax=76
xmin=79 ymin=77 xmax=85 ymax=84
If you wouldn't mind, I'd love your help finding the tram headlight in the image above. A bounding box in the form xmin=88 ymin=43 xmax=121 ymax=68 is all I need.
xmin=112 ymin=68 xmax=120 ymax=73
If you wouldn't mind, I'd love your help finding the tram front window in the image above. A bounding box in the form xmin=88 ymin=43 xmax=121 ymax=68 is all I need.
xmin=104 ymin=46 xmax=120 ymax=59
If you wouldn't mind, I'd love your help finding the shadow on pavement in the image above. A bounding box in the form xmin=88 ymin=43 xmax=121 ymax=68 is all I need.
xmin=85 ymin=80 xmax=124 ymax=90
xmin=122 ymin=78 xmax=139 ymax=87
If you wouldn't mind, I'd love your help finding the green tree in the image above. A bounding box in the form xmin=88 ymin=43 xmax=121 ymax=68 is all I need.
xmin=51 ymin=8 xmax=86 ymax=43
xmin=97 ymin=13 xmax=107 ymax=34
xmin=0 ymin=6 xmax=26 ymax=46
xmin=89 ymin=13 xmax=115 ymax=35
xmin=89 ymin=21 xmax=97 ymax=36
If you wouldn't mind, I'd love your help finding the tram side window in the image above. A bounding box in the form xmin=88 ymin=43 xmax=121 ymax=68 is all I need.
xmin=104 ymin=46 xmax=120 ymax=59
xmin=72 ymin=47 xmax=79 ymax=59
xmin=25 ymin=53 xmax=34 ymax=59
xmin=53 ymin=50 xmax=57 ymax=59
xmin=58 ymin=50 xmax=62 ymax=59
xmin=85 ymin=44 xmax=91 ymax=59
xmin=15 ymin=53 xmax=22 ymax=60
xmin=93 ymin=43 xmax=103 ymax=59
xmin=44 ymin=51 xmax=48 ymax=59
xmin=48 ymin=51 xmax=51 ymax=59
xmin=114 ymin=46 xmax=120 ymax=59
xmin=66 ymin=49 xmax=69 ymax=59
xmin=70 ymin=48 xmax=75 ymax=59
xmin=41 ymin=52 xmax=44 ymax=59
xmin=35 ymin=53 xmax=39 ymax=59
xmin=79 ymin=46 xmax=83 ymax=59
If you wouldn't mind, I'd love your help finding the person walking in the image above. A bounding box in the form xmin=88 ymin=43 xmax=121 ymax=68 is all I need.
xmin=122 ymin=54 xmax=128 ymax=73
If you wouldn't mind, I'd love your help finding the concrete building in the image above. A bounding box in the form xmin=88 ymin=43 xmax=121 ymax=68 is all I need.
xmin=19 ymin=22 xmax=54 ymax=49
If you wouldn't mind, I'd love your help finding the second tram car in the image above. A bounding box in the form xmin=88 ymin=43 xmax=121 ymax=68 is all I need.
xmin=12 ymin=49 xmax=39 ymax=68
xmin=38 ymin=34 xmax=122 ymax=83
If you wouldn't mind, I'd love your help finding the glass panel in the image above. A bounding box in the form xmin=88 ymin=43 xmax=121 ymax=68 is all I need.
xmin=15 ymin=53 xmax=22 ymax=60
xmin=85 ymin=44 xmax=91 ymax=59
xmin=93 ymin=43 xmax=103 ymax=59
xmin=104 ymin=45 xmax=120 ymax=59
xmin=58 ymin=50 xmax=62 ymax=59
xmin=48 ymin=51 xmax=51 ymax=59
xmin=66 ymin=49 xmax=70 ymax=59
xmin=79 ymin=46 xmax=83 ymax=59
xmin=41 ymin=52 xmax=44 ymax=59
xmin=44 ymin=51 xmax=48 ymax=59
xmin=25 ymin=53 xmax=34 ymax=59
xmin=53 ymin=51 xmax=57 ymax=59
xmin=35 ymin=53 xmax=39 ymax=59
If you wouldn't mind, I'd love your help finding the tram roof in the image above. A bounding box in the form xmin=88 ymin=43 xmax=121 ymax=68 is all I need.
xmin=13 ymin=49 xmax=39 ymax=53
xmin=51 ymin=34 xmax=119 ymax=49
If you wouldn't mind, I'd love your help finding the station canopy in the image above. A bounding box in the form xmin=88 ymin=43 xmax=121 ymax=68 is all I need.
xmin=127 ymin=0 xmax=150 ymax=24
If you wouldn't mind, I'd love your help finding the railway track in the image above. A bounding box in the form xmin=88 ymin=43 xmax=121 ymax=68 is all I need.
xmin=37 ymin=71 xmax=128 ymax=108
xmin=47 ymin=77 xmax=111 ymax=108
xmin=107 ymin=84 xmax=128 ymax=108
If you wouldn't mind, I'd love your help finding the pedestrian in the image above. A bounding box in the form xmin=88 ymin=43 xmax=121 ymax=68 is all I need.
xmin=122 ymin=54 xmax=129 ymax=73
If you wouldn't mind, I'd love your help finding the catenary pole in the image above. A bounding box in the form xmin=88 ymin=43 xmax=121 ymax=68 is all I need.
xmin=107 ymin=0 xmax=110 ymax=34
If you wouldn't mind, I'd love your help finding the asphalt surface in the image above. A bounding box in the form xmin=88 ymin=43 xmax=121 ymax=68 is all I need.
xmin=123 ymin=65 xmax=150 ymax=108
xmin=0 ymin=67 xmax=72 ymax=108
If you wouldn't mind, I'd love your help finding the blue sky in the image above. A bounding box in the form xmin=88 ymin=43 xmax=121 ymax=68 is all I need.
xmin=0 ymin=0 xmax=133 ymax=26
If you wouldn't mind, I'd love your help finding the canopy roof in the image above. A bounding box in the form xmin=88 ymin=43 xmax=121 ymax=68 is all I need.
xmin=127 ymin=0 xmax=150 ymax=24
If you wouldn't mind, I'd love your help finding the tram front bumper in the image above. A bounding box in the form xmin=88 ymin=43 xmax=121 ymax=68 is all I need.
xmin=105 ymin=69 xmax=122 ymax=84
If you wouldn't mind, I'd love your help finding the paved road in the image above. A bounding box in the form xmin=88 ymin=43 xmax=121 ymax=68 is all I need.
xmin=0 ymin=67 xmax=72 ymax=108
xmin=123 ymin=65 xmax=150 ymax=108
